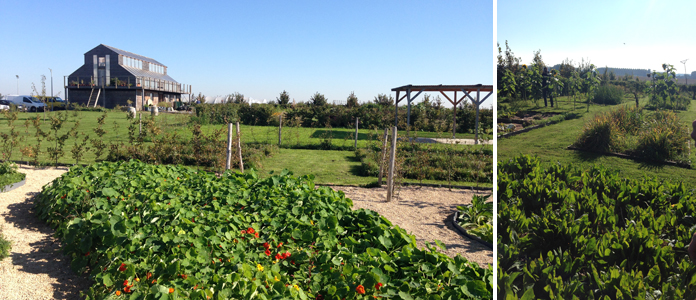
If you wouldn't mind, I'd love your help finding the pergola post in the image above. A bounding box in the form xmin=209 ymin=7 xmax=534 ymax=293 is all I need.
xmin=394 ymin=90 xmax=400 ymax=127
xmin=475 ymin=88 xmax=480 ymax=144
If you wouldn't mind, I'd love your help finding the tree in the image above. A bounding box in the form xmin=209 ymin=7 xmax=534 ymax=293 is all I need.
xmin=373 ymin=93 xmax=393 ymax=106
xmin=310 ymin=92 xmax=327 ymax=106
xmin=232 ymin=92 xmax=246 ymax=104
xmin=346 ymin=91 xmax=359 ymax=108
xmin=196 ymin=92 xmax=206 ymax=104
xmin=276 ymin=90 xmax=290 ymax=106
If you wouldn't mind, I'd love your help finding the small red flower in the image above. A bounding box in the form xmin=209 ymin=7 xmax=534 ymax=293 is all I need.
xmin=278 ymin=242 xmax=283 ymax=248
xmin=375 ymin=283 xmax=383 ymax=290
xmin=247 ymin=227 xmax=255 ymax=234
xmin=241 ymin=230 xmax=247 ymax=234
xmin=147 ymin=272 xmax=153 ymax=279
xmin=263 ymin=242 xmax=270 ymax=249
xmin=265 ymin=249 xmax=271 ymax=256
xmin=191 ymin=218 xmax=195 ymax=222
xmin=123 ymin=279 xmax=129 ymax=286
xmin=118 ymin=263 xmax=127 ymax=272
xmin=180 ymin=274 xmax=188 ymax=279
xmin=275 ymin=253 xmax=282 ymax=260
xmin=84 ymin=251 xmax=90 ymax=256
xmin=124 ymin=285 xmax=132 ymax=293
xmin=168 ymin=287 xmax=174 ymax=293
xmin=254 ymin=232 xmax=259 ymax=238
xmin=356 ymin=285 xmax=365 ymax=294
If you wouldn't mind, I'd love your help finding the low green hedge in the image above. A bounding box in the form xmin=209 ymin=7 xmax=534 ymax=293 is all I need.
xmin=0 ymin=162 xmax=25 ymax=192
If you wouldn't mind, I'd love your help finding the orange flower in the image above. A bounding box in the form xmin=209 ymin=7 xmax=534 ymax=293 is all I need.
xmin=356 ymin=285 xmax=365 ymax=294
xmin=247 ymin=227 xmax=255 ymax=234
xmin=146 ymin=272 xmax=153 ymax=279
xmin=254 ymin=232 xmax=259 ymax=238
xmin=168 ymin=288 xmax=174 ymax=294
xmin=180 ymin=274 xmax=188 ymax=279
xmin=115 ymin=290 xmax=121 ymax=296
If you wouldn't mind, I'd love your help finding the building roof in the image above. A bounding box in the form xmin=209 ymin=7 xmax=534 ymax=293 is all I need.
xmin=391 ymin=84 xmax=493 ymax=92
xmin=122 ymin=65 xmax=178 ymax=83
xmin=98 ymin=44 xmax=166 ymax=67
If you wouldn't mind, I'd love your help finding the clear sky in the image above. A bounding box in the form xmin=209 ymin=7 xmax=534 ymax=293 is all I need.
xmin=498 ymin=0 xmax=696 ymax=74
xmin=0 ymin=0 xmax=493 ymax=106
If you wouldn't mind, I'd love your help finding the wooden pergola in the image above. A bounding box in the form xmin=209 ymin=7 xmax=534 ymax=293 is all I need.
xmin=391 ymin=84 xmax=493 ymax=143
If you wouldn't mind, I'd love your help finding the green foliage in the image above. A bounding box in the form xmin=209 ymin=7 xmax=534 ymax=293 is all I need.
xmin=310 ymin=92 xmax=328 ymax=106
xmin=276 ymin=90 xmax=290 ymax=106
xmin=647 ymin=64 xmax=684 ymax=110
xmin=355 ymin=143 xmax=493 ymax=184
xmin=36 ymin=160 xmax=491 ymax=299
xmin=373 ymin=94 xmax=394 ymax=106
xmin=498 ymin=155 xmax=696 ymax=299
xmin=574 ymin=106 xmax=690 ymax=165
xmin=456 ymin=195 xmax=493 ymax=243
xmin=346 ymin=91 xmax=359 ymax=108
xmin=0 ymin=161 xmax=25 ymax=192
xmin=593 ymin=84 xmax=624 ymax=105
xmin=0 ymin=227 xmax=10 ymax=261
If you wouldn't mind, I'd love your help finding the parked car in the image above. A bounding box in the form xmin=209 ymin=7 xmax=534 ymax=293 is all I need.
xmin=3 ymin=95 xmax=46 ymax=112
xmin=0 ymin=99 xmax=23 ymax=111
xmin=44 ymin=96 xmax=67 ymax=110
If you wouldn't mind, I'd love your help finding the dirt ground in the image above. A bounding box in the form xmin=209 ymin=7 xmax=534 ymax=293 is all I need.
xmin=0 ymin=166 xmax=492 ymax=299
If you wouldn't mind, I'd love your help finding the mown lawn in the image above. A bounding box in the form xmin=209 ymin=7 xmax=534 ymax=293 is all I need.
xmin=498 ymin=95 xmax=696 ymax=184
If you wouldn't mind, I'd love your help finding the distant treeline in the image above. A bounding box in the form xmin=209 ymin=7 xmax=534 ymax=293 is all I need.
xmin=550 ymin=65 xmax=651 ymax=77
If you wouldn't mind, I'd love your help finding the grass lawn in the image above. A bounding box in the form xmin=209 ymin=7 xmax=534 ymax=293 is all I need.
xmin=256 ymin=148 xmax=493 ymax=187
xmin=0 ymin=109 xmax=491 ymax=187
xmin=498 ymin=94 xmax=696 ymax=184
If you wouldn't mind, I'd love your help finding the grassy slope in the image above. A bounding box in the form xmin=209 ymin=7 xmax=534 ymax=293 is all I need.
xmin=498 ymin=95 xmax=696 ymax=184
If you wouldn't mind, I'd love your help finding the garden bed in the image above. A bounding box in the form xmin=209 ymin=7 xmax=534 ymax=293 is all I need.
xmin=32 ymin=161 xmax=491 ymax=299
xmin=0 ymin=162 xmax=26 ymax=193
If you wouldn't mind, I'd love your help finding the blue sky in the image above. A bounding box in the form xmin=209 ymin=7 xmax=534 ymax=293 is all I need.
xmin=0 ymin=0 xmax=493 ymax=106
xmin=498 ymin=0 xmax=696 ymax=74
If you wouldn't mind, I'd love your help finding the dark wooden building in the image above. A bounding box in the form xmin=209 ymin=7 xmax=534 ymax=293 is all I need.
xmin=65 ymin=44 xmax=191 ymax=111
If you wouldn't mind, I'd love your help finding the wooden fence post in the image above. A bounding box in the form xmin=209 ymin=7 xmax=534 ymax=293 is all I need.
xmin=236 ymin=121 xmax=244 ymax=172
xmin=354 ymin=117 xmax=359 ymax=149
xmin=386 ymin=126 xmax=397 ymax=202
xmin=377 ymin=128 xmax=388 ymax=186
xmin=226 ymin=123 xmax=233 ymax=170
xmin=278 ymin=114 xmax=283 ymax=147
xmin=139 ymin=113 xmax=142 ymax=135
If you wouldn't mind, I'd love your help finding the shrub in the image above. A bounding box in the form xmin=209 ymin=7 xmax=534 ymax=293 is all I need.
xmin=0 ymin=227 xmax=10 ymax=261
xmin=593 ymin=84 xmax=624 ymax=105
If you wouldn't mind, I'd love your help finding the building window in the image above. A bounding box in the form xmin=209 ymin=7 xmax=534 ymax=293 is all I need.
xmin=98 ymin=57 xmax=106 ymax=67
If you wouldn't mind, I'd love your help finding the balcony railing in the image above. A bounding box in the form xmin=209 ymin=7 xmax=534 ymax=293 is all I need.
xmin=65 ymin=76 xmax=187 ymax=93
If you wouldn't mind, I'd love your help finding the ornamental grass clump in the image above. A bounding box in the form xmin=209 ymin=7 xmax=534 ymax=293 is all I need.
xmin=36 ymin=160 xmax=491 ymax=299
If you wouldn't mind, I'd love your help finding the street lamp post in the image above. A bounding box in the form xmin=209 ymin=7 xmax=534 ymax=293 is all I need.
xmin=15 ymin=75 xmax=19 ymax=94
xmin=49 ymin=68 xmax=53 ymax=111
xmin=681 ymin=59 xmax=689 ymax=86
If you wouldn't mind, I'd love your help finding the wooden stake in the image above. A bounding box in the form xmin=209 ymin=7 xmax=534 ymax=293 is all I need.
xmin=354 ymin=117 xmax=359 ymax=149
xmin=139 ymin=113 xmax=142 ymax=135
xmin=377 ymin=127 xmax=388 ymax=186
xmin=226 ymin=123 xmax=233 ymax=170
xmin=278 ymin=114 xmax=283 ymax=147
xmin=236 ymin=121 xmax=244 ymax=172
xmin=386 ymin=126 xmax=397 ymax=202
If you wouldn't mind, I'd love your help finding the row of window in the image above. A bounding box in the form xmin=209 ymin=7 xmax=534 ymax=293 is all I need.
xmin=122 ymin=56 xmax=142 ymax=70
xmin=148 ymin=64 xmax=164 ymax=74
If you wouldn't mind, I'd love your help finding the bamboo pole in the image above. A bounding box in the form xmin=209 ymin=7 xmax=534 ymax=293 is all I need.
xmin=386 ymin=126 xmax=397 ymax=202
xmin=377 ymin=128 xmax=388 ymax=186
xmin=226 ymin=123 xmax=233 ymax=170
xmin=236 ymin=121 xmax=244 ymax=172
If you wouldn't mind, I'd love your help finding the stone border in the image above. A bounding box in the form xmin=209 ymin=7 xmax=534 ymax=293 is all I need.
xmin=497 ymin=117 xmax=564 ymax=139
xmin=1 ymin=177 xmax=26 ymax=193
xmin=451 ymin=211 xmax=493 ymax=249
xmin=566 ymin=145 xmax=689 ymax=168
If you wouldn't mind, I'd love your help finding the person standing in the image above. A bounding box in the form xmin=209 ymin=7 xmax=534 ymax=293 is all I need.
xmin=542 ymin=67 xmax=554 ymax=107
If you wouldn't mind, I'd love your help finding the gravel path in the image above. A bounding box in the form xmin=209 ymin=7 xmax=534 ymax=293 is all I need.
xmin=329 ymin=185 xmax=493 ymax=268
xmin=0 ymin=167 xmax=492 ymax=299
xmin=0 ymin=166 xmax=89 ymax=300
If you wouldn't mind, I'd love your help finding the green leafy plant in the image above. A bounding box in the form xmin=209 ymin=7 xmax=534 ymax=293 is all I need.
xmin=36 ymin=160 xmax=492 ymax=299
xmin=0 ymin=161 xmax=25 ymax=192
xmin=456 ymin=195 xmax=493 ymax=243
